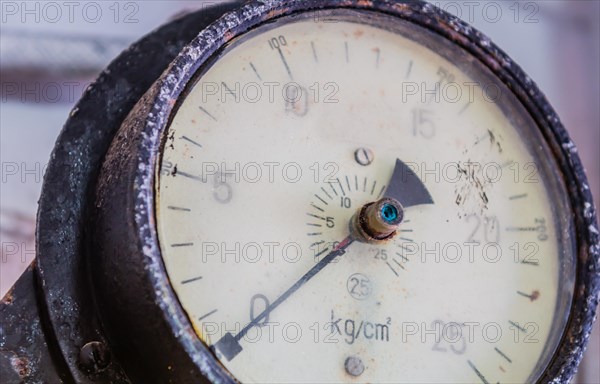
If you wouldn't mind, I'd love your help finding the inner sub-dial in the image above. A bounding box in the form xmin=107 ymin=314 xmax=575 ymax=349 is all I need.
xmin=306 ymin=174 xmax=417 ymax=278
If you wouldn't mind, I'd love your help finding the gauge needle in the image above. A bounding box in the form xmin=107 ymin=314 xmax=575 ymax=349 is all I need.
xmin=213 ymin=159 xmax=432 ymax=361
xmin=384 ymin=158 xmax=434 ymax=208
xmin=213 ymin=236 xmax=355 ymax=361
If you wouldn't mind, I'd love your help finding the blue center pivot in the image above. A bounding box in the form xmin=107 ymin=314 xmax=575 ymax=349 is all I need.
xmin=381 ymin=203 xmax=399 ymax=224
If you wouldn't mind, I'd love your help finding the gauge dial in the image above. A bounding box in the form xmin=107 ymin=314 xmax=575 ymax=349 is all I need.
xmin=155 ymin=10 xmax=574 ymax=384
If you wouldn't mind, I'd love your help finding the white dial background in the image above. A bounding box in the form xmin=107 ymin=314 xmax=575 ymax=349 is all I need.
xmin=156 ymin=11 xmax=572 ymax=384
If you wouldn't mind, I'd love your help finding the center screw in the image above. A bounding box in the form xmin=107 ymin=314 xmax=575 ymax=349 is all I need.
xmin=350 ymin=197 xmax=404 ymax=243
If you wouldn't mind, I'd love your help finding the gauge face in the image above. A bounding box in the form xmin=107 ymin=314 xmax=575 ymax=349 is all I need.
xmin=155 ymin=9 xmax=574 ymax=384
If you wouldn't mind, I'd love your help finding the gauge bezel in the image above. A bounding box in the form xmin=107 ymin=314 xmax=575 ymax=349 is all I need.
xmin=97 ymin=1 xmax=600 ymax=382
xmin=38 ymin=1 xmax=598 ymax=383
xmin=155 ymin=7 xmax=579 ymax=383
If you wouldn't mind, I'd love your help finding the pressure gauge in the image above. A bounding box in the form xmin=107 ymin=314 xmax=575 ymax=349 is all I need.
xmin=1 ymin=1 xmax=598 ymax=384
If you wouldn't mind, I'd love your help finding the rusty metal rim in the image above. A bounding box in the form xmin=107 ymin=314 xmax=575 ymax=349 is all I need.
xmin=35 ymin=0 xmax=598 ymax=383
xmin=133 ymin=1 xmax=598 ymax=382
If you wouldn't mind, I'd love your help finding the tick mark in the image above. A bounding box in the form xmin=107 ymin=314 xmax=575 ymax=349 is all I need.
xmin=392 ymin=258 xmax=406 ymax=270
xmin=199 ymin=309 xmax=218 ymax=321
xmin=521 ymin=259 xmax=539 ymax=266
xmin=509 ymin=193 xmax=528 ymax=200
xmin=329 ymin=182 xmax=339 ymax=197
xmin=249 ymin=62 xmax=262 ymax=81
xmin=506 ymin=226 xmax=537 ymax=232
xmin=517 ymin=290 xmax=540 ymax=301
xmin=178 ymin=171 xmax=207 ymax=183
xmin=474 ymin=131 xmax=490 ymax=146
xmin=509 ymin=320 xmax=527 ymax=333
xmin=385 ymin=261 xmax=399 ymax=277
xmin=199 ymin=106 xmax=217 ymax=121
xmin=307 ymin=213 xmax=326 ymax=221
xmin=336 ymin=178 xmax=346 ymax=196
xmin=459 ymin=102 xmax=472 ymax=115
xmin=222 ymin=82 xmax=236 ymax=99
xmin=321 ymin=187 xmax=333 ymax=200
xmin=494 ymin=347 xmax=512 ymax=363
xmin=345 ymin=41 xmax=349 ymax=63
xmin=311 ymin=41 xmax=318 ymax=63
xmin=398 ymin=244 xmax=414 ymax=252
xmin=467 ymin=360 xmax=490 ymax=384
xmin=405 ymin=60 xmax=413 ymax=78
xmin=276 ymin=48 xmax=294 ymax=81
xmin=181 ymin=136 xmax=202 ymax=148
xmin=168 ymin=206 xmax=191 ymax=212
xmin=313 ymin=247 xmax=330 ymax=259
xmin=181 ymin=276 xmax=202 ymax=284
xmin=314 ymin=195 xmax=328 ymax=206
xmin=171 ymin=242 xmax=194 ymax=247
xmin=311 ymin=203 xmax=325 ymax=212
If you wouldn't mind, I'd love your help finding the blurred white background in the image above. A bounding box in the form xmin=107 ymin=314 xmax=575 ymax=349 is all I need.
xmin=1 ymin=1 xmax=598 ymax=382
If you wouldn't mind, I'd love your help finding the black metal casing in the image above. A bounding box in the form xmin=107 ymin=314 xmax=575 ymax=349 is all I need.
xmin=1 ymin=1 xmax=598 ymax=383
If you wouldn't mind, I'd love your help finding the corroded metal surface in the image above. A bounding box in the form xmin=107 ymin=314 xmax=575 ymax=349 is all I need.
xmin=0 ymin=263 xmax=68 ymax=383
xmin=2 ymin=1 xmax=597 ymax=383
xmin=107 ymin=1 xmax=598 ymax=382
xmin=2 ymin=4 xmax=241 ymax=383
